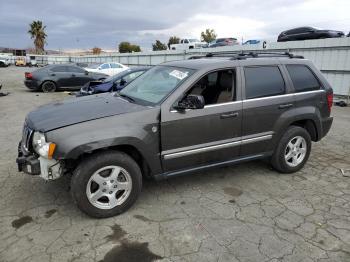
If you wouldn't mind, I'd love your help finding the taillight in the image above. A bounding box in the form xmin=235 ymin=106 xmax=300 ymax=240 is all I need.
xmin=327 ymin=92 xmax=333 ymax=112
xmin=25 ymin=72 xmax=33 ymax=79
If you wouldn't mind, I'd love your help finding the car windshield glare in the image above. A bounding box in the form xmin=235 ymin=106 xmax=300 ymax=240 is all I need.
xmin=119 ymin=66 xmax=194 ymax=106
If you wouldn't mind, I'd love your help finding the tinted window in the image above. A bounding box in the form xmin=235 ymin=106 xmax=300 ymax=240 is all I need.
xmin=51 ymin=66 xmax=67 ymax=72
xmin=186 ymin=69 xmax=235 ymax=105
xmin=286 ymin=65 xmax=320 ymax=92
xmin=244 ymin=66 xmax=285 ymax=99
xmin=68 ymin=66 xmax=85 ymax=73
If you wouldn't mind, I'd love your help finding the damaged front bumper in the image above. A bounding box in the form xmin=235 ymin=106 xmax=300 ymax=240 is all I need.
xmin=16 ymin=142 xmax=63 ymax=180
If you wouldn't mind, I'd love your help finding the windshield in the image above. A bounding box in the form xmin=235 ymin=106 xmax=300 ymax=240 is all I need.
xmin=86 ymin=64 xmax=100 ymax=69
xmin=119 ymin=66 xmax=194 ymax=106
xmin=189 ymin=39 xmax=199 ymax=43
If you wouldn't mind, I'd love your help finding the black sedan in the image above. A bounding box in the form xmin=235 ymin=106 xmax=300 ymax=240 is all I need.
xmin=278 ymin=27 xmax=344 ymax=42
xmin=24 ymin=64 xmax=108 ymax=92
xmin=77 ymin=66 xmax=150 ymax=96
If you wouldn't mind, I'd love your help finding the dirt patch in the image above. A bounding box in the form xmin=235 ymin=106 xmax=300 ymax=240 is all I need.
xmin=106 ymin=224 xmax=127 ymax=242
xmin=102 ymin=241 xmax=162 ymax=262
xmin=223 ymin=187 xmax=243 ymax=197
xmin=11 ymin=216 xmax=33 ymax=229
xmin=44 ymin=209 xmax=57 ymax=218
xmin=180 ymin=201 xmax=186 ymax=205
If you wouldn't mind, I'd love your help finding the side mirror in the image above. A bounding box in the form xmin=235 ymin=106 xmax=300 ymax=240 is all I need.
xmin=84 ymin=70 xmax=89 ymax=75
xmin=174 ymin=95 xmax=205 ymax=111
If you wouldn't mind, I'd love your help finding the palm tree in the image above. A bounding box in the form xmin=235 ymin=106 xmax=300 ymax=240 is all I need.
xmin=28 ymin=21 xmax=47 ymax=54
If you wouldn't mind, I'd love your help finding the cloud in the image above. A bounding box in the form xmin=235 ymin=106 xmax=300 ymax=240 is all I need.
xmin=0 ymin=0 xmax=349 ymax=50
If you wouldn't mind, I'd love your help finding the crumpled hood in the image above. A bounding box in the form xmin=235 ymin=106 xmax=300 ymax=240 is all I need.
xmin=26 ymin=93 xmax=146 ymax=132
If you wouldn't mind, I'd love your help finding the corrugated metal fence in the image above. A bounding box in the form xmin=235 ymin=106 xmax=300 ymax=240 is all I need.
xmin=4 ymin=38 xmax=350 ymax=95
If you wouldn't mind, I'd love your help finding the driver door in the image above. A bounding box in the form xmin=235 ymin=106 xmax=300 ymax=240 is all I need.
xmin=160 ymin=69 xmax=242 ymax=172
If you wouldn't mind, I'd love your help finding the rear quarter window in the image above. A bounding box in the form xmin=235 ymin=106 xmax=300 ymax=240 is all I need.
xmin=244 ymin=66 xmax=285 ymax=99
xmin=286 ymin=65 xmax=320 ymax=92
xmin=50 ymin=66 xmax=67 ymax=72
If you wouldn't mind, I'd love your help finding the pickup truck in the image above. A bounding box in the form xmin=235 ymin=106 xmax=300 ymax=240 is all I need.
xmin=17 ymin=52 xmax=333 ymax=218
xmin=0 ymin=58 xmax=10 ymax=67
xmin=170 ymin=38 xmax=207 ymax=50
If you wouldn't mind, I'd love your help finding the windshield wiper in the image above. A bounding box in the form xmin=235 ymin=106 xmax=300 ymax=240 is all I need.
xmin=118 ymin=93 xmax=135 ymax=103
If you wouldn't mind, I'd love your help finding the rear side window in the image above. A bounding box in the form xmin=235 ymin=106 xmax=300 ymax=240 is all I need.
xmin=244 ymin=66 xmax=285 ymax=99
xmin=286 ymin=65 xmax=320 ymax=92
xmin=51 ymin=66 xmax=67 ymax=72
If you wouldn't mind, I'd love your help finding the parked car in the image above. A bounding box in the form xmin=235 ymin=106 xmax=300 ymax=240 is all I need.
xmin=77 ymin=66 xmax=150 ymax=96
xmin=208 ymin=38 xmax=238 ymax=47
xmin=24 ymin=64 xmax=108 ymax=92
xmin=170 ymin=38 xmax=207 ymax=50
xmin=278 ymin=27 xmax=344 ymax=42
xmin=0 ymin=58 xmax=10 ymax=67
xmin=84 ymin=62 xmax=128 ymax=76
xmin=16 ymin=52 xmax=333 ymax=218
xmin=27 ymin=56 xmax=38 ymax=67
xmin=243 ymin=40 xmax=261 ymax=45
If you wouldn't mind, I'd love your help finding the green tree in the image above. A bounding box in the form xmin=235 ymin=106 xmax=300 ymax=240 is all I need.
xmin=167 ymin=36 xmax=180 ymax=49
xmin=28 ymin=20 xmax=47 ymax=54
xmin=118 ymin=42 xmax=141 ymax=53
xmin=152 ymin=40 xmax=167 ymax=51
xmin=200 ymin=28 xmax=217 ymax=43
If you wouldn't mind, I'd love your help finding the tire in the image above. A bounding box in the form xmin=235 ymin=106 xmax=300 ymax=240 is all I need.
xmin=71 ymin=150 xmax=142 ymax=218
xmin=41 ymin=81 xmax=57 ymax=92
xmin=271 ymin=126 xmax=311 ymax=173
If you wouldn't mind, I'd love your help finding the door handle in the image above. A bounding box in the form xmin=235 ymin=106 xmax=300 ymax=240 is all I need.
xmin=72 ymin=74 xmax=76 ymax=77
xmin=278 ymin=103 xmax=293 ymax=109
xmin=220 ymin=112 xmax=239 ymax=119
xmin=50 ymin=73 xmax=55 ymax=76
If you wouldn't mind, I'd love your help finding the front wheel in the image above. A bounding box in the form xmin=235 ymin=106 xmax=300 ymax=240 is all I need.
xmin=71 ymin=151 xmax=142 ymax=218
xmin=271 ymin=126 xmax=311 ymax=173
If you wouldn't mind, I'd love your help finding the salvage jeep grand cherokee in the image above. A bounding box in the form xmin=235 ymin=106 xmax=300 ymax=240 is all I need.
xmin=16 ymin=52 xmax=333 ymax=218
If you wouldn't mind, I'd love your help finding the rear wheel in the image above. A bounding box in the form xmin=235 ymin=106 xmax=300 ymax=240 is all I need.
xmin=41 ymin=81 xmax=57 ymax=92
xmin=71 ymin=151 xmax=142 ymax=218
xmin=271 ymin=126 xmax=311 ymax=173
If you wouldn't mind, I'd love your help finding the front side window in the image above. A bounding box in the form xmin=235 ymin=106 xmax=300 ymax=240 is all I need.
xmin=244 ymin=66 xmax=285 ymax=99
xmin=286 ymin=65 xmax=320 ymax=92
xmin=68 ymin=66 xmax=85 ymax=73
xmin=119 ymin=66 xmax=194 ymax=105
xmin=185 ymin=69 xmax=235 ymax=105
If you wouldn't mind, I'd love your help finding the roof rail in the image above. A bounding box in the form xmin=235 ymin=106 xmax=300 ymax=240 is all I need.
xmin=188 ymin=51 xmax=304 ymax=60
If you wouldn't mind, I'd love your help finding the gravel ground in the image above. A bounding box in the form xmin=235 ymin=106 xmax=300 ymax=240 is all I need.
xmin=0 ymin=66 xmax=350 ymax=262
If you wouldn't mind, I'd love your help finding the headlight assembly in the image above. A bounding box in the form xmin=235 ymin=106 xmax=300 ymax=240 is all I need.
xmin=32 ymin=132 xmax=56 ymax=159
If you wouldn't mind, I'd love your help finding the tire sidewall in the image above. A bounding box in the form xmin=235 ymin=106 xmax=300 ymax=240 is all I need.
xmin=41 ymin=81 xmax=56 ymax=92
xmin=273 ymin=126 xmax=311 ymax=173
xmin=71 ymin=151 xmax=142 ymax=218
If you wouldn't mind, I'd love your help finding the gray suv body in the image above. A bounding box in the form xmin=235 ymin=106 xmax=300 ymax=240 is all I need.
xmin=16 ymin=53 xmax=333 ymax=217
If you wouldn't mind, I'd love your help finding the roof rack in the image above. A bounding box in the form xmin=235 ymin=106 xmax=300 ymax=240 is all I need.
xmin=188 ymin=51 xmax=304 ymax=60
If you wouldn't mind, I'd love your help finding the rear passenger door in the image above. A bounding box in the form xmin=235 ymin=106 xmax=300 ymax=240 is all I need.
xmin=241 ymin=65 xmax=294 ymax=156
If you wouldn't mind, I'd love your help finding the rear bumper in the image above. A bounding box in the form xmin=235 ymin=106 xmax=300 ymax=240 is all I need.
xmin=24 ymin=80 xmax=40 ymax=90
xmin=321 ymin=116 xmax=333 ymax=139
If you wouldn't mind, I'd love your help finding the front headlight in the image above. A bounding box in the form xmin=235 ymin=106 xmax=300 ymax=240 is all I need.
xmin=32 ymin=132 xmax=56 ymax=159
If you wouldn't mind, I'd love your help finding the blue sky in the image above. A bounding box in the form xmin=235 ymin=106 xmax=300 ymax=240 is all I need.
xmin=0 ymin=0 xmax=349 ymax=50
